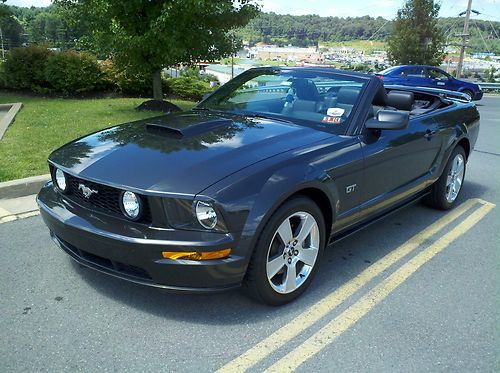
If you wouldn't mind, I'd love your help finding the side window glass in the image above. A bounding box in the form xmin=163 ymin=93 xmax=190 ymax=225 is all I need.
xmin=405 ymin=67 xmax=425 ymax=77
xmin=429 ymin=69 xmax=448 ymax=80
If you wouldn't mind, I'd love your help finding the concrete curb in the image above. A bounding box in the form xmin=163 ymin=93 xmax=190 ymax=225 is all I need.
xmin=0 ymin=174 xmax=50 ymax=200
xmin=0 ymin=103 xmax=23 ymax=140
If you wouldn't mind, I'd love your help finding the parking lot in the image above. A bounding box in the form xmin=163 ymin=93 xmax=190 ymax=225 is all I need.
xmin=1 ymin=96 xmax=499 ymax=372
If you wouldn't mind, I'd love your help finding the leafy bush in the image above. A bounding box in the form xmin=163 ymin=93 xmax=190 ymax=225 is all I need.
xmin=1 ymin=46 xmax=210 ymax=100
xmin=169 ymin=76 xmax=213 ymax=101
xmin=45 ymin=51 xmax=102 ymax=94
xmin=180 ymin=67 xmax=219 ymax=83
xmin=96 ymin=59 xmax=119 ymax=92
xmin=201 ymin=72 xmax=219 ymax=83
xmin=2 ymin=45 xmax=51 ymax=91
xmin=113 ymin=69 xmax=151 ymax=96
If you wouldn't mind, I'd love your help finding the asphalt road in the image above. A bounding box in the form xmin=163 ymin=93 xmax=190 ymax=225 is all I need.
xmin=1 ymin=96 xmax=499 ymax=372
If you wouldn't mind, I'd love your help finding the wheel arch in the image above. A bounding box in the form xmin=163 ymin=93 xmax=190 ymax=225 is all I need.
xmin=246 ymin=180 xmax=337 ymax=254
xmin=290 ymin=187 xmax=333 ymax=243
xmin=457 ymin=137 xmax=471 ymax=159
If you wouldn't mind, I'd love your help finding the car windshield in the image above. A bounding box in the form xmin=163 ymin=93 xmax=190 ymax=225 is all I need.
xmin=197 ymin=69 xmax=368 ymax=135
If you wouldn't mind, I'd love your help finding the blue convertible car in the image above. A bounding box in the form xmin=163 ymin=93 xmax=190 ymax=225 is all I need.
xmin=377 ymin=65 xmax=483 ymax=101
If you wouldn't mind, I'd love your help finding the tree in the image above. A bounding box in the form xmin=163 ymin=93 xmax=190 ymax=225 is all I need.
xmin=387 ymin=0 xmax=444 ymax=66
xmin=55 ymin=0 xmax=259 ymax=100
xmin=0 ymin=15 xmax=24 ymax=49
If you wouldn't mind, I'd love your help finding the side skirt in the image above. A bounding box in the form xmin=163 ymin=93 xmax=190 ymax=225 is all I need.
xmin=328 ymin=189 xmax=431 ymax=247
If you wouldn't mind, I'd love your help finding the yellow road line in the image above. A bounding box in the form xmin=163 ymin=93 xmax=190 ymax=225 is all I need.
xmin=266 ymin=200 xmax=495 ymax=372
xmin=0 ymin=206 xmax=11 ymax=218
xmin=216 ymin=198 xmax=484 ymax=373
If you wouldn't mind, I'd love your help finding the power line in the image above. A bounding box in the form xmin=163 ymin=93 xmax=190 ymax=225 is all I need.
xmin=486 ymin=18 xmax=500 ymax=39
xmin=367 ymin=19 xmax=392 ymax=41
xmin=472 ymin=19 xmax=490 ymax=52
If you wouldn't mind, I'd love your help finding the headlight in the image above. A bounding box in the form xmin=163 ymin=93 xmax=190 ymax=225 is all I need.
xmin=121 ymin=191 xmax=141 ymax=220
xmin=195 ymin=201 xmax=218 ymax=229
xmin=54 ymin=168 xmax=67 ymax=192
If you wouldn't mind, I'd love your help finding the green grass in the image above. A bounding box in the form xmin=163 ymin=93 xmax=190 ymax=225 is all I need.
xmin=0 ymin=92 xmax=195 ymax=182
xmin=319 ymin=40 xmax=387 ymax=54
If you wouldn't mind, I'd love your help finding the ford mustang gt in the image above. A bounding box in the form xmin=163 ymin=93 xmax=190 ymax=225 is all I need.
xmin=37 ymin=67 xmax=479 ymax=305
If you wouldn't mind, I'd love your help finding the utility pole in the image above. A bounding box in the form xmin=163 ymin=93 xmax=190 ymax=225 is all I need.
xmin=0 ymin=27 xmax=4 ymax=60
xmin=456 ymin=0 xmax=473 ymax=78
xmin=231 ymin=32 xmax=235 ymax=79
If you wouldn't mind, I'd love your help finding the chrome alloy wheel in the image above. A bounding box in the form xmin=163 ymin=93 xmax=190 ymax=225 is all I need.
xmin=445 ymin=153 xmax=465 ymax=203
xmin=266 ymin=212 xmax=320 ymax=294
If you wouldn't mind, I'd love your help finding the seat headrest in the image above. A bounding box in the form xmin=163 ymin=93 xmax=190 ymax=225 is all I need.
xmin=387 ymin=91 xmax=414 ymax=111
xmin=291 ymin=79 xmax=321 ymax=101
xmin=337 ymin=87 xmax=361 ymax=105
xmin=372 ymin=86 xmax=388 ymax=107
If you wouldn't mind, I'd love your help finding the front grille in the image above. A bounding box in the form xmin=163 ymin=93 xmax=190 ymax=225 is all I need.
xmin=55 ymin=234 xmax=152 ymax=281
xmin=67 ymin=174 xmax=123 ymax=214
xmin=57 ymin=171 xmax=151 ymax=223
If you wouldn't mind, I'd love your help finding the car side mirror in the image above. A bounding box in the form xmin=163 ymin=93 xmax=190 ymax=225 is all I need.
xmin=366 ymin=110 xmax=409 ymax=131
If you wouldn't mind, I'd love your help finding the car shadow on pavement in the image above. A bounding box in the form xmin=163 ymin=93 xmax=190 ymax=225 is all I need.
xmin=69 ymin=181 xmax=489 ymax=324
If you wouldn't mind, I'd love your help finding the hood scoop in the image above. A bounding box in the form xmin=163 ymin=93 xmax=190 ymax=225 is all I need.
xmin=146 ymin=119 xmax=233 ymax=139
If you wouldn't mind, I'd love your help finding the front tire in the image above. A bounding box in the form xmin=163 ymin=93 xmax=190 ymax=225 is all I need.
xmin=462 ymin=89 xmax=473 ymax=100
xmin=426 ymin=146 xmax=466 ymax=210
xmin=244 ymin=197 xmax=326 ymax=306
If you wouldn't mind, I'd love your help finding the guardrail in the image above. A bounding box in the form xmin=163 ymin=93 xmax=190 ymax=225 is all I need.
xmin=480 ymin=83 xmax=500 ymax=91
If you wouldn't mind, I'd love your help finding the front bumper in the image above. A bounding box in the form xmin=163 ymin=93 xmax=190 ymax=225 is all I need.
xmin=37 ymin=183 xmax=247 ymax=292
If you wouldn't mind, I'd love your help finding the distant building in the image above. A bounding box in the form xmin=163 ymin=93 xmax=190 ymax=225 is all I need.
xmin=472 ymin=52 xmax=496 ymax=59
xmin=204 ymin=64 xmax=250 ymax=84
xmin=249 ymin=46 xmax=323 ymax=63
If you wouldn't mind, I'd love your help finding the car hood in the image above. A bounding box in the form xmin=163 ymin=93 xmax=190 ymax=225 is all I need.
xmin=49 ymin=111 xmax=331 ymax=195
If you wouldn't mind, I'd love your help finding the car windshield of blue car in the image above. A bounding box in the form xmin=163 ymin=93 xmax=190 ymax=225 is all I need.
xmin=197 ymin=69 xmax=368 ymax=135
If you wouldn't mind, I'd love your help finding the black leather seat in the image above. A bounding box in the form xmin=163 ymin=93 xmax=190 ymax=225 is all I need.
xmin=370 ymin=86 xmax=388 ymax=118
xmin=387 ymin=90 xmax=414 ymax=111
xmin=335 ymin=87 xmax=362 ymax=116
xmin=291 ymin=78 xmax=322 ymax=101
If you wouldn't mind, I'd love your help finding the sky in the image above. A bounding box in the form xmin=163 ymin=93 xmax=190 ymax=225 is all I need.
xmin=4 ymin=0 xmax=500 ymax=21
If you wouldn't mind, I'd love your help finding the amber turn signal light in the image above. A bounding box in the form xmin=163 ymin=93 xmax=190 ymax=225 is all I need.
xmin=162 ymin=248 xmax=231 ymax=261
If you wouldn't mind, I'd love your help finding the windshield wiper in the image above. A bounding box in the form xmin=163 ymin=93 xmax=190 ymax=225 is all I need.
xmin=243 ymin=112 xmax=293 ymax=124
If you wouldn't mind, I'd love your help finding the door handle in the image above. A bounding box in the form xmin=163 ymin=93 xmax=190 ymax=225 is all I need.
xmin=424 ymin=129 xmax=437 ymax=139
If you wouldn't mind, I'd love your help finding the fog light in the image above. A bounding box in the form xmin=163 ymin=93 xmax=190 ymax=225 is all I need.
xmin=195 ymin=201 xmax=218 ymax=229
xmin=54 ymin=168 xmax=67 ymax=192
xmin=121 ymin=191 xmax=141 ymax=220
xmin=162 ymin=248 xmax=231 ymax=261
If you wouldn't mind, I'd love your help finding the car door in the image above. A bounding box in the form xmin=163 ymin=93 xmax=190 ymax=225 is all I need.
xmin=402 ymin=66 xmax=429 ymax=87
xmin=427 ymin=68 xmax=454 ymax=90
xmin=357 ymin=113 xmax=442 ymax=219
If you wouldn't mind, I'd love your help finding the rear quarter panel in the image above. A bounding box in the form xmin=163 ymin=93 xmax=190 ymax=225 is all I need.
xmin=429 ymin=101 xmax=480 ymax=180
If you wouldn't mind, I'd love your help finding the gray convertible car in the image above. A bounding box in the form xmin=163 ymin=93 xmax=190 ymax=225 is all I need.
xmin=38 ymin=67 xmax=479 ymax=305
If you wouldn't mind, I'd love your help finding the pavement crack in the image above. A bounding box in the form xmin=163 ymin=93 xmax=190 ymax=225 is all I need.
xmin=474 ymin=149 xmax=500 ymax=157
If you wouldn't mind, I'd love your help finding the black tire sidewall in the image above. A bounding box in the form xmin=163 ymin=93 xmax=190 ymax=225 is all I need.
xmin=462 ymin=89 xmax=473 ymax=100
xmin=245 ymin=197 xmax=326 ymax=306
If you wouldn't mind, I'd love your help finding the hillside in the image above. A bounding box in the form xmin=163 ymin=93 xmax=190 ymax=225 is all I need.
xmin=240 ymin=12 xmax=500 ymax=54
xmin=2 ymin=5 xmax=499 ymax=54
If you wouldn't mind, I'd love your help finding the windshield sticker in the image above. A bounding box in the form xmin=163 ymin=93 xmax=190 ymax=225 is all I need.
xmin=322 ymin=116 xmax=343 ymax=124
xmin=327 ymin=107 xmax=345 ymax=117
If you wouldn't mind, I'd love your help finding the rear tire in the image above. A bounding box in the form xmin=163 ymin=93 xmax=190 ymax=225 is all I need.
xmin=425 ymin=146 xmax=466 ymax=210
xmin=244 ymin=197 xmax=326 ymax=306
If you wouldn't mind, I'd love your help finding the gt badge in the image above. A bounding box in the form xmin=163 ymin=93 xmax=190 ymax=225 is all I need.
xmin=346 ymin=184 xmax=357 ymax=194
